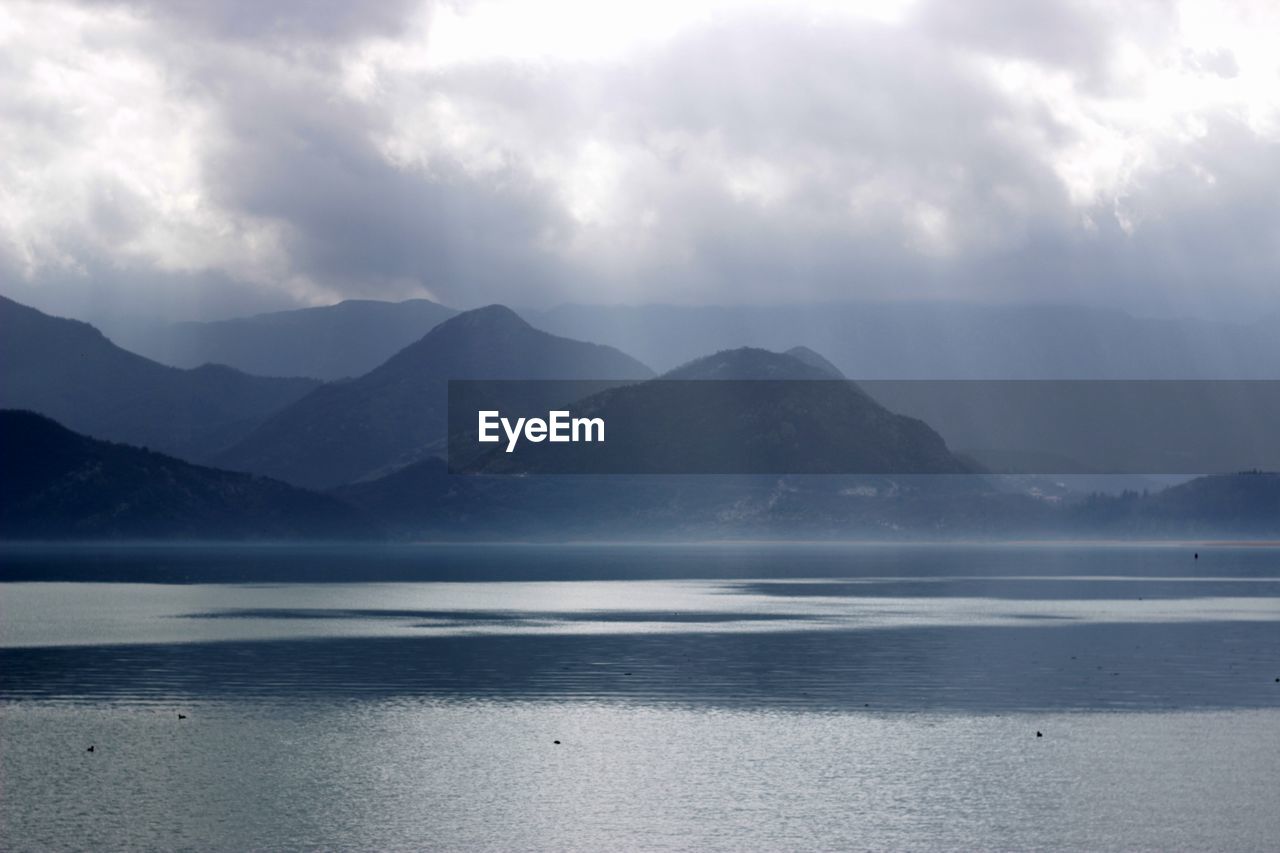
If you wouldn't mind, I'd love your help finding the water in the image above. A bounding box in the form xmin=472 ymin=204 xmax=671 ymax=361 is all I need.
xmin=2 ymin=543 xmax=1279 ymax=850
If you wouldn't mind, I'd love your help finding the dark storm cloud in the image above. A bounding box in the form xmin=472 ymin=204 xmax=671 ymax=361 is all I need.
xmin=188 ymin=46 xmax=571 ymax=305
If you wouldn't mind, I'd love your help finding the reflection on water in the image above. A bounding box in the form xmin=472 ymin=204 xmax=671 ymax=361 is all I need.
xmin=2 ymin=543 xmax=1279 ymax=713
xmin=2 ymin=543 xmax=1279 ymax=850
xmin=3 ymin=621 xmax=1278 ymax=712
xmin=5 ymin=700 xmax=1278 ymax=851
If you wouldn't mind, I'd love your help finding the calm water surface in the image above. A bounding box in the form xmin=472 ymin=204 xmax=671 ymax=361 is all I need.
xmin=2 ymin=543 xmax=1279 ymax=850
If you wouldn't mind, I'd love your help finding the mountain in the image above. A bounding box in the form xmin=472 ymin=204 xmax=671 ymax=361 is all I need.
xmin=336 ymin=337 xmax=1276 ymax=537
xmin=0 ymin=295 xmax=320 ymax=460
xmin=526 ymin=302 xmax=1280 ymax=378
xmin=784 ymin=346 xmax=845 ymax=379
xmin=0 ymin=411 xmax=377 ymax=540
xmin=1072 ymin=471 xmax=1280 ymax=535
xmin=118 ymin=298 xmax=457 ymax=380
xmin=663 ymin=347 xmax=834 ymax=380
xmin=367 ymin=346 xmax=982 ymax=538
xmin=215 ymin=305 xmax=655 ymax=488
xmin=470 ymin=348 xmax=973 ymax=476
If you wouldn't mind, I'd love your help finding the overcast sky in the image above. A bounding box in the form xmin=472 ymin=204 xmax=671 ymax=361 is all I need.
xmin=2 ymin=0 xmax=1278 ymax=324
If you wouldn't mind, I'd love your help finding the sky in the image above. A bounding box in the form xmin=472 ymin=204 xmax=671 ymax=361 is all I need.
xmin=1 ymin=0 xmax=1278 ymax=325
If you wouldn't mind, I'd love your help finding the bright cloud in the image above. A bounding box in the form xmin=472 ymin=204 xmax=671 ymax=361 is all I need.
xmin=1 ymin=0 xmax=1278 ymax=321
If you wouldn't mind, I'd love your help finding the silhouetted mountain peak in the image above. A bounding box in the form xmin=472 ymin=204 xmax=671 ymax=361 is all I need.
xmin=784 ymin=346 xmax=845 ymax=379
xmin=216 ymin=306 xmax=653 ymax=488
xmin=369 ymin=303 xmax=653 ymax=382
xmin=664 ymin=347 xmax=835 ymax=381
xmin=0 ymin=294 xmax=319 ymax=460
xmin=1 ymin=293 xmax=111 ymax=346
xmin=443 ymin=304 xmax=530 ymax=332
xmin=396 ymin=304 xmax=538 ymax=352
xmin=472 ymin=344 xmax=971 ymax=476
xmin=115 ymin=296 xmax=459 ymax=380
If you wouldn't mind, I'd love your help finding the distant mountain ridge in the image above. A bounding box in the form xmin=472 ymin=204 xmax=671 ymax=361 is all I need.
xmin=7 ymin=291 xmax=1277 ymax=541
xmin=784 ymin=346 xmax=845 ymax=379
xmin=0 ymin=294 xmax=320 ymax=461
xmin=119 ymin=298 xmax=458 ymax=380
xmin=663 ymin=347 xmax=835 ymax=380
xmin=525 ymin=302 xmax=1280 ymax=378
xmin=215 ymin=305 xmax=655 ymax=488
xmin=0 ymin=411 xmax=376 ymax=540
xmin=3 ymin=412 xmax=1273 ymax=542
xmin=1073 ymin=471 xmax=1280 ymax=535
xmin=109 ymin=297 xmax=1280 ymax=380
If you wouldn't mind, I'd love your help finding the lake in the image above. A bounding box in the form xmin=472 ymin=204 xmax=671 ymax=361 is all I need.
xmin=2 ymin=542 xmax=1279 ymax=850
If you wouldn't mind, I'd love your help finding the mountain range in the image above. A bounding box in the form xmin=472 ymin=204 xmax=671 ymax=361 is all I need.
xmin=0 ymin=411 xmax=375 ymax=540
xmin=0 ymin=295 xmax=319 ymax=460
xmin=213 ymin=305 xmax=655 ymax=488
xmin=3 ymin=291 xmax=1277 ymax=540
xmin=108 ymin=298 xmax=1280 ymax=381
xmin=526 ymin=302 xmax=1280 ymax=378
xmin=1071 ymin=472 xmax=1280 ymax=536
xmin=115 ymin=298 xmax=457 ymax=380
xmin=4 ymin=407 xmax=1273 ymax=540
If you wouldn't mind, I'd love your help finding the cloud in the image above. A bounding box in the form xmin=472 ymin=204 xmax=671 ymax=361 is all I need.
xmin=78 ymin=0 xmax=422 ymax=43
xmin=1 ymin=0 xmax=1278 ymax=322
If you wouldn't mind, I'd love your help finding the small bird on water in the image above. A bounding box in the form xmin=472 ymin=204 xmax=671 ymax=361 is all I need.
xmin=86 ymin=745 xmax=95 ymax=752
xmin=1036 ymin=731 xmax=1043 ymax=738
xmin=178 ymin=713 xmax=186 ymax=719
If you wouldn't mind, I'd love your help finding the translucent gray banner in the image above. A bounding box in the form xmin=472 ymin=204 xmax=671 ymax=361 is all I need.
xmin=447 ymin=380 xmax=1280 ymax=475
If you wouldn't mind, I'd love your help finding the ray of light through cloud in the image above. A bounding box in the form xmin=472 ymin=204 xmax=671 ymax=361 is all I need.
xmin=1 ymin=0 xmax=1278 ymax=322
